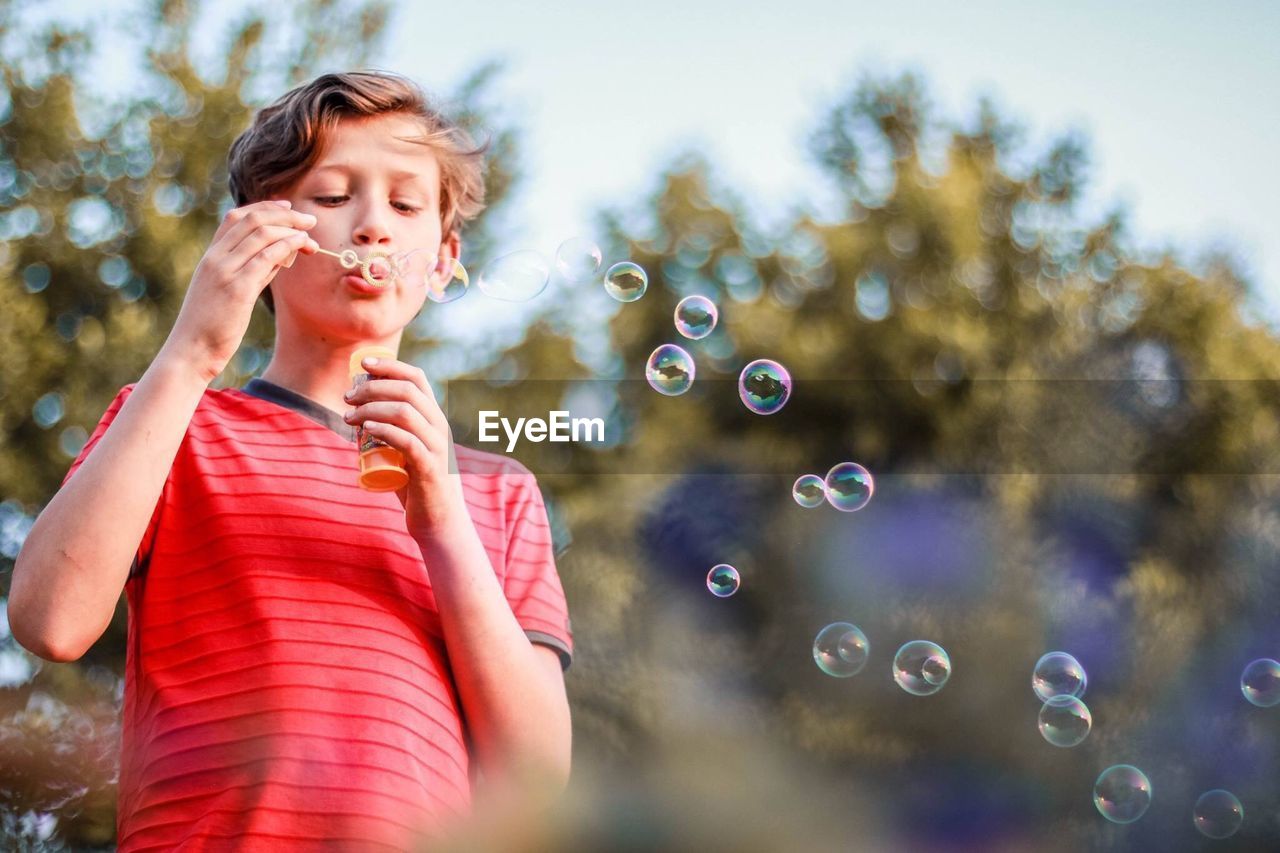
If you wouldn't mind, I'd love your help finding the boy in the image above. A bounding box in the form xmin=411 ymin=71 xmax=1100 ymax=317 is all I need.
xmin=9 ymin=71 xmax=573 ymax=850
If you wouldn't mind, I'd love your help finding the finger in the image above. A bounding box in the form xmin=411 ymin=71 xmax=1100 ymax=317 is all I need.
xmin=346 ymin=400 xmax=439 ymax=451
xmin=226 ymin=227 xmax=311 ymax=275
xmin=354 ymin=358 xmax=446 ymax=429
xmin=359 ymin=419 xmax=429 ymax=471
xmin=238 ymin=232 xmax=313 ymax=288
xmin=213 ymin=200 xmax=315 ymax=251
xmin=224 ymin=219 xmax=317 ymax=267
xmin=216 ymin=204 xmax=316 ymax=261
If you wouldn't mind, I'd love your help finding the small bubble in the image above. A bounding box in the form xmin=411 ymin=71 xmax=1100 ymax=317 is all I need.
xmin=1033 ymin=651 xmax=1088 ymax=702
xmin=824 ymin=462 xmax=873 ymax=512
xmin=674 ymin=295 xmax=718 ymax=339
xmin=1193 ymin=789 xmax=1243 ymax=839
xmin=706 ymin=564 xmax=740 ymax=597
xmin=1241 ymin=657 xmax=1280 ymax=707
xmin=645 ymin=344 xmax=695 ymax=396
xmin=813 ymin=623 xmax=870 ymax=677
xmin=738 ymin=359 xmax=791 ymax=415
xmin=604 ymin=261 xmax=648 ymax=302
xmin=1093 ymin=765 xmax=1152 ymax=824
xmin=1038 ymin=695 xmax=1092 ymax=747
xmin=893 ymin=640 xmax=950 ymax=695
xmin=792 ymin=474 xmax=826 ymax=508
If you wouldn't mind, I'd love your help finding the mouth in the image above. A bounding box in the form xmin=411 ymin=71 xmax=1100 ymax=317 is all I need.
xmin=342 ymin=272 xmax=393 ymax=295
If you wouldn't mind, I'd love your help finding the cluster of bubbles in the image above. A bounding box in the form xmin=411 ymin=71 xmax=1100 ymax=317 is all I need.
xmin=357 ymin=232 xmax=1276 ymax=840
xmin=627 ymin=282 xmax=799 ymax=423
xmin=1030 ymin=650 xmax=1258 ymax=837
xmin=1032 ymin=652 xmax=1092 ymax=749
xmin=320 ymin=235 xmax=616 ymax=306
xmin=807 ymin=621 xmax=951 ymax=695
xmin=1092 ymin=771 xmax=1246 ymax=838
xmin=792 ymin=463 xmax=874 ymax=512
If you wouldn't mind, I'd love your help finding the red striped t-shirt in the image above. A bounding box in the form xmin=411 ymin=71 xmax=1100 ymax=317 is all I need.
xmin=59 ymin=377 xmax=573 ymax=851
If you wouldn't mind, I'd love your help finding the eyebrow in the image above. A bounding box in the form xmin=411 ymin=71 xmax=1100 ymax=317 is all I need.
xmin=309 ymin=165 xmax=429 ymax=186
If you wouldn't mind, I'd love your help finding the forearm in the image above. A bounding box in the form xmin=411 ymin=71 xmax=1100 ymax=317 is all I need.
xmin=10 ymin=345 xmax=211 ymax=661
xmin=414 ymin=510 xmax=572 ymax=789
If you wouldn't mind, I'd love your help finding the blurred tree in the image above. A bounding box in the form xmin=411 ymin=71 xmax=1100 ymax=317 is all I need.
xmin=0 ymin=0 xmax=525 ymax=846
xmin=4 ymin=3 xmax=1279 ymax=844
xmin=464 ymin=69 xmax=1280 ymax=849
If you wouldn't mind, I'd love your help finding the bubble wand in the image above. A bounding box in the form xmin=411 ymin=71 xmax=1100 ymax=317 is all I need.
xmin=312 ymin=246 xmax=469 ymax=302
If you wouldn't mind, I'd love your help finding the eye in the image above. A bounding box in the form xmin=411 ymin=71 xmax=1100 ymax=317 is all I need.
xmin=393 ymin=201 xmax=422 ymax=214
xmin=314 ymin=196 xmax=348 ymax=205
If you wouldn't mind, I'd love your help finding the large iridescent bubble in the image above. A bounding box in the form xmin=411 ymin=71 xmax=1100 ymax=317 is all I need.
xmin=1032 ymin=651 xmax=1088 ymax=702
xmin=739 ymin=359 xmax=791 ymax=415
xmin=1093 ymin=765 xmax=1152 ymax=824
xmin=1038 ymin=695 xmax=1092 ymax=747
xmin=893 ymin=640 xmax=951 ymax=696
xmin=645 ymin=344 xmax=695 ymax=396
xmin=813 ymin=623 xmax=870 ymax=677
xmin=1240 ymin=657 xmax=1280 ymax=707
xmin=477 ymin=250 xmax=551 ymax=301
xmin=824 ymin=462 xmax=874 ymax=512
xmin=554 ymin=236 xmax=603 ymax=284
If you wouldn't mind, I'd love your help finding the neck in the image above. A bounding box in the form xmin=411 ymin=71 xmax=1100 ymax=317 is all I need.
xmin=257 ymin=319 xmax=400 ymax=416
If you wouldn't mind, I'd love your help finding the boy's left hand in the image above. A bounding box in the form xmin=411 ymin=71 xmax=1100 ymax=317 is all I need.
xmin=343 ymin=356 xmax=465 ymax=535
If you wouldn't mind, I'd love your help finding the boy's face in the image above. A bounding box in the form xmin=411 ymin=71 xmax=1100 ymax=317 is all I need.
xmin=270 ymin=112 xmax=460 ymax=340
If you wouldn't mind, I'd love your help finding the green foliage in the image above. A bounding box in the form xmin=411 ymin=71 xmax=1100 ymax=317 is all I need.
xmin=3 ymin=9 xmax=1279 ymax=846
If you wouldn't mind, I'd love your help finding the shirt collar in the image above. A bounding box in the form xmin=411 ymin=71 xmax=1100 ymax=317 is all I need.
xmin=241 ymin=377 xmax=356 ymax=442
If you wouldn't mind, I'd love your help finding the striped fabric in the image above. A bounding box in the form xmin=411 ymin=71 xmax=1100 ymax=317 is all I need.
xmin=60 ymin=379 xmax=573 ymax=851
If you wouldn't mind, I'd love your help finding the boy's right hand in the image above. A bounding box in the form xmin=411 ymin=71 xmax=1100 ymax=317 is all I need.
xmin=163 ymin=199 xmax=319 ymax=383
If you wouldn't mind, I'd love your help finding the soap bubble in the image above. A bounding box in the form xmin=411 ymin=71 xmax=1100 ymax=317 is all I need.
xmin=604 ymin=261 xmax=648 ymax=302
xmin=1033 ymin=652 xmax=1088 ymax=702
xmin=739 ymin=359 xmax=791 ymax=415
xmin=706 ymin=564 xmax=740 ymax=597
xmin=824 ymin=462 xmax=874 ymax=512
xmin=792 ymin=474 xmax=826 ymax=508
xmin=477 ymin=250 xmax=551 ymax=301
xmin=674 ymin=295 xmax=718 ymax=339
xmin=1093 ymin=765 xmax=1152 ymax=824
xmin=389 ymin=251 xmax=469 ymax=304
xmin=1038 ymin=695 xmax=1092 ymax=747
xmin=813 ymin=623 xmax=870 ymax=677
xmin=1240 ymin=658 xmax=1280 ymax=707
xmin=893 ymin=640 xmax=951 ymax=695
xmin=554 ymin=237 xmax=603 ymax=283
xmin=1193 ymin=789 xmax=1244 ymax=839
xmin=646 ymin=344 xmax=695 ymax=396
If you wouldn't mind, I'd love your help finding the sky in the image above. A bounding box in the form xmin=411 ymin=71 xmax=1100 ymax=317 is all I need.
xmin=53 ymin=0 xmax=1280 ymax=323
xmin=382 ymin=0 xmax=1280 ymax=317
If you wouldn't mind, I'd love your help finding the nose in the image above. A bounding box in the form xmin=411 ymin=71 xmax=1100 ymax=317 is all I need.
xmin=351 ymin=198 xmax=393 ymax=247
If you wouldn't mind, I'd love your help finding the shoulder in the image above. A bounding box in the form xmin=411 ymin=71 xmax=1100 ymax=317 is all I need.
xmin=453 ymin=443 xmax=535 ymax=481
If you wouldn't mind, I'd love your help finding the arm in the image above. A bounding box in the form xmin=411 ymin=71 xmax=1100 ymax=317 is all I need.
xmin=9 ymin=347 xmax=210 ymax=662
xmin=10 ymin=199 xmax=317 ymax=663
xmin=415 ymin=516 xmax=573 ymax=801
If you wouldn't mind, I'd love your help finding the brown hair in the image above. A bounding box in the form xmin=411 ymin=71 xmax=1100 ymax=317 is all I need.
xmin=227 ymin=70 xmax=488 ymax=315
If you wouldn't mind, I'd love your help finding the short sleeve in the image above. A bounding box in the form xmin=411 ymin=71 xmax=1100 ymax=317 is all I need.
xmin=60 ymin=383 xmax=167 ymax=581
xmin=502 ymin=468 xmax=574 ymax=671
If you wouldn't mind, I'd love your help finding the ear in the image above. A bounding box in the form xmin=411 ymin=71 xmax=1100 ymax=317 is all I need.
xmin=440 ymin=230 xmax=462 ymax=263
